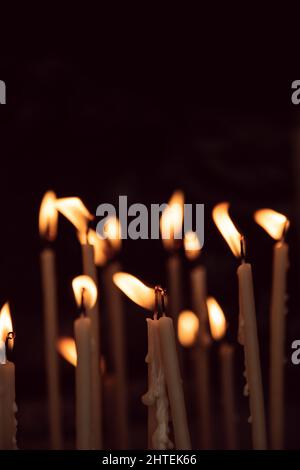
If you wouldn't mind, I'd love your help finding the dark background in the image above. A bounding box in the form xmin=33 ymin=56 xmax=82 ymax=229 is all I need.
xmin=0 ymin=48 xmax=299 ymax=449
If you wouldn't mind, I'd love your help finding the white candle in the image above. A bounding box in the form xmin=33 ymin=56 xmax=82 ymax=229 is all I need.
xmin=158 ymin=314 xmax=191 ymax=450
xmin=254 ymin=208 xmax=290 ymax=449
xmin=72 ymin=275 xmax=98 ymax=450
xmin=39 ymin=191 xmax=62 ymax=449
xmin=102 ymin=261 xmax=128 ymax=449
xmin=213 ymin=202 xmax=267 ymax=450
xmin=219 ymin=343 xmax=237 ymax=449
xmin=0 ymin=304 xmax=17 ymax=450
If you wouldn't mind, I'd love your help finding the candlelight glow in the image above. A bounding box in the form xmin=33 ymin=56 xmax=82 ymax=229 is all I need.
xmin=160 ymin=190 xmax=184 ymax=250
xmin=78 ymin=229 xmax=107 ymax=266
xmin=39 ymin=191 xmax=58 ymax=241
xmin=184 ymin=231 xmax=201 ymax=260
xmin=72 ymin=275 xmax=98 ymax=310
xmin=207 ymin=297 xmax=226 ymax=340
xmin=57 ymin=337 xmax=77 ymax=366
xmin=57 ymin=337 xmax=106 ymax=373
xmin=113 ymin=272 xmax=155 ymax=311
xmin=212 ymin=202 xmax=241 ymax=258
xmin=0 ymin=303 xmax=13 ymax=349
xmin=254 ymin=209 xmax=289 ymax=241
xmin=56 ymin=197 xmax=93 ymax=237
xmin=102 ymin=216 xmax=122 ymax=252
xmin=177 ymin=310 xmax=199 ymax=347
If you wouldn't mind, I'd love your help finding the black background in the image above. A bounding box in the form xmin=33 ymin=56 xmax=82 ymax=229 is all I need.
xmin=0 ymin=38 xmax=299 ymax=449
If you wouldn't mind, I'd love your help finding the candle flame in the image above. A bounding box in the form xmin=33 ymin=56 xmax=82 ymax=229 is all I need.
xmin=56 ymin=197 xmax=93 ymax=237
xmin=102 ymin=216 xmax=122 ymax=252
xmin=72 ymin=275 xmax=98 ymax=310
xmin=160 ymin=190 xmax=184 ymax=250
xmin=57 ymin=337 xmax=77 ymax=366
xmin=177 ymin=310 xmax=199 ymax=347
xmin=207 ymin=297 xmax=226 ymax=340
xmin=212 ymin=202 xmax=241 ymax=258
xmin=184 ymin=231 xmax=201 ymax=260
xmin=254 ymin=208 xmax=289 ymax=241
xmin=78 ymin=229 xmax=108 ymax=266
xmin=57 ymin=337 xmax=106 ymax=373
xmin=39 ymin=191 xmax=58 ymax=241
xmin=113 ymin=272 xmax=155 ymax=311
xmin=0 ymin=303 xmax=13 ymax=349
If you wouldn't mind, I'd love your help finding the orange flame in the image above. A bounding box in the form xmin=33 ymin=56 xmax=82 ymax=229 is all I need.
xmin=72 ymin=275 xmax=98 ymax=310
xmin=177 ymin=310 xmax=199 ymax=347
xmin=0 ymin=303 xmax=13 ymax=349
xmin=102 ymin=216 xmax=122 ymax=252
xmin=39 ymin=191 xmax=58 ymax=241
xmin=184 ymin=231 xmax=201 ymax=260
xmin=78 ymin=229 xmax=107 ymax=266
xmin=57 ymin=337 xmax=106 ymax=373
xmin=212 ymin=202 xmax=241 ymax=257
xmin=56 ymin=197 xmax=93 ymax=237
xmin=160 ymin=190 xmax=184 ymax=250
xmin=254 ymin=208 xmax=289 ymax=241
xmin=113 ymin=272 xmax=155 ymax=311
xmin=207 ymin=297 xmax=226 ymax=340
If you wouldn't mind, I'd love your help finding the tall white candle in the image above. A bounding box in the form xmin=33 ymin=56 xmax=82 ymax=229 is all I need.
xmin=81 ymin=243 xmax=102 ymax=449
xmin=72 ymin=275 xmax=98 ymax=450
xmin=102 ymin=261 xmax=128 ymax=449
xmin=0 ymin=304 xmax=17 ymax=450
xmin=213 ymin=202 xmax=267 ymax=450
xmin=254 ymin=208 xmax=290 ymax=449
xmin=39 ymin=191 xmax=62 ymax=449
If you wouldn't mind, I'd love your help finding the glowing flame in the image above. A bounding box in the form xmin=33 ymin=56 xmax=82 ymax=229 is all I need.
xmin=184 ymin=231 xmax=201 ymax=260
xmin=78 ymin=229 xmax=107 ymax=266
xmin=57 ymin=337 xmax=77 ymax=366
xmin=212 ymin=202 xmax=241 ymax=258
xmin=254 ymin=208 xmax=289 ymax=241
xmin=177 ymin=310 xmax=199 ymax=347
xmin=113 ymin=272 xmax=155 ymax=311
xmin=102 ymin=216 xmax=122 ymax=252
xmin=57 ymin=337 xmax=106 ymax=373
xmin=39 ymin=191 xmax=58 ymax=241
xmin=160 ymin=190 xmax=184 ymax=250
xmin=56 ymin=197 xmax=93 ymax=237
xmin=0 ymin=303 xmax=13 ymax=349
xmin=207 ymin=297 xmax=226 ymax=340
xmin=72 ymin=275 xmax=98 ymax=310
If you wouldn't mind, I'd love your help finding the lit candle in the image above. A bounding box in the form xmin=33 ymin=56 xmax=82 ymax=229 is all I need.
xmin=183 ymin=231 xmax=212 ymax=449
xmin=39 ymin=191 xmax=62 ymax=449
xmin=207 ymin=297 xmax=237 ymax=450
xmin=0 ymin=303 xmax=17 ymax=450
xmin=56 ymin=197 xmax=102 ymax=449
xmin=98 ymin=216 xmax=129 ymax=449
xmin=114 ymin=272 xmax=191 ymax=450
xmin=254 ymin=208 xmax=290 ymax=449
xmin=72 ymin=275 xmax=97 ymax=450
xmin=212 ymin=202 xmax=267 ymax=450
xmin=160 ymin=190 xmax=184 ymax=327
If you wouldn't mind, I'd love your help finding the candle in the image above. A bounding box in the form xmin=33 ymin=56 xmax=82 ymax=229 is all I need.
xmin=183 ymin=231 xmax=212 ymax=449
xmin=72 ymin=275 xmax=98 ymax=450
xmin=207 ymin=297 xmax=237 ymax=449
xmin=99 ymin=216 xmax=128 ymax=449
xmin=254 ymin=208 xmax=290 ymax=449
xmin=39 ymin=191 xmax=62 ymax=449
xmin=113 ymin=273 xmax=191 ymax=450
xmin=56 ymin=197 xmax=102 ymax=449
xmin=212 ymin=202 xmax=267 ymax=450
xmin=0 ymin=303 xmax=17 ymax=450
xmin=160 ymin=191 xmax=184 ymax=326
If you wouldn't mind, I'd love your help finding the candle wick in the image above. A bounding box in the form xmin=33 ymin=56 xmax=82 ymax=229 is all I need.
xmin=80 ymin=288 xmax=86 ymax=316
xmin=240 ymin=235 xmax=246 ymax=264
xmin=280 ymin=220 xmax=289 ymax=243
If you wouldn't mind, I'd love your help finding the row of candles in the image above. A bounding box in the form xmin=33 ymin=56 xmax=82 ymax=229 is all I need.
xmin=0 ymin=190 xmax=289 ymax=450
